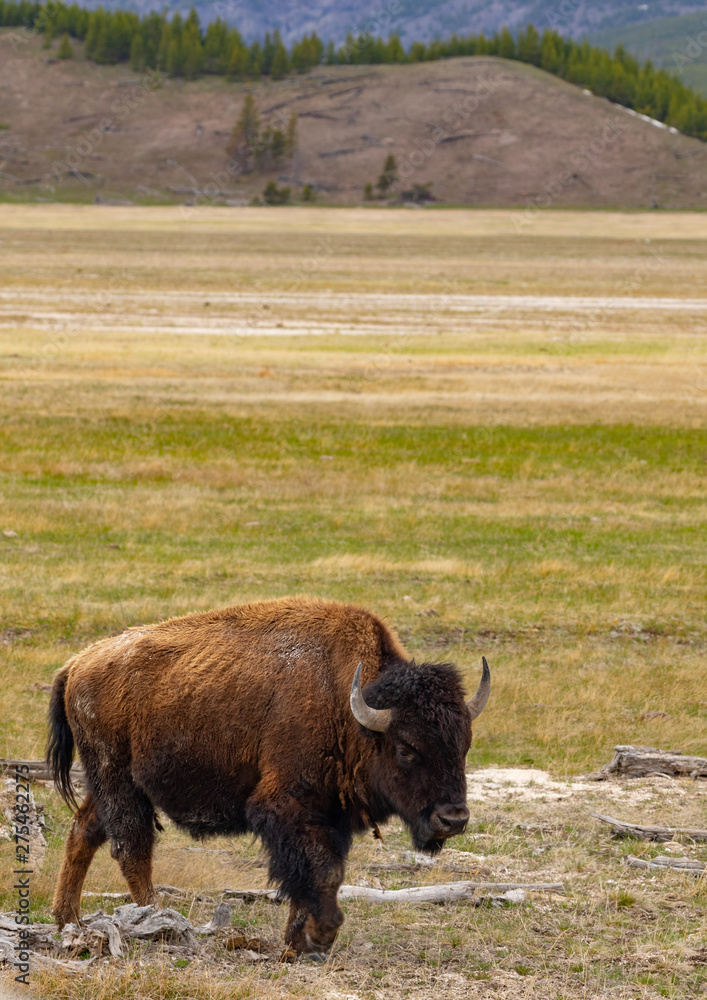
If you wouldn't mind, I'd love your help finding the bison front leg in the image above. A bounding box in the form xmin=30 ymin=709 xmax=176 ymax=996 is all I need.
xmin=283 ymin=861 xmax=345 ymax=957
xmin=246 ymin=789 xmax=348 ymax=957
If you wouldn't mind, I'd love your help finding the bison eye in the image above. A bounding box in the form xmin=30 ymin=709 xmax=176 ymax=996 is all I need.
xmin=396 ymin=744 xmax=416 ymax=764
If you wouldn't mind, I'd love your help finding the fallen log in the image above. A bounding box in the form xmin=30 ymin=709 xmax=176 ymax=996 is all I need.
xmin=221 ymin=881 xmax=563 ymax=904
xmin=625 ymin=854 xmax=705 ymax=873
xmin=0 ymin=757 xmax=85 ymax=785
xmin=592 ymin=813 xmax=707 ymax=842
xmin=600 ymin=746 xmax=707 ymax=780
xmin=337 ymin=881 xmax=564 ymax=904
xmin=85 ymin=880 xmax=563 ymax=908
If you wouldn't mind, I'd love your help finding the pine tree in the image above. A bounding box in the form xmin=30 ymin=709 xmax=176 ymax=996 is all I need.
xmin=226 ymin=41 xmax=248 ymax=80
xmin=84 ymin=12 xmax=99 ymax=58
xmin=498 ymin=26 xmax=514 ymax=59
xmin=269 ymin=128 xmax=286 ymax=161
xmin=167 ymin=35 xmax=182 ymax=76
xmin=226 ymin=93 xmax=260 ymax=165
xmin=247 ymin=41 xmax=262 ymax=77
xmin=540 ymin=30 xmax=561 ymax=74
xmin=386 ymin=33 xmax=404 ymax=62
xmin=93 ymin=24 xmax=110 ymax=63
xmin=262 ymin=30 xmax=274 ymax=73
xmin=376 ymin=154 xmax=398 ymax=195
xmin=130 ymin=31 xmax=145 ymax=70
xmin=182 ymin=23 xmax=203 ymax=79
xmin=57 ymin=31 xmax=72 ymax=58
xmin=157 ymin=21 xmax=171 ymax=71
xmin=518 ymin=24 xmax=541 ymax=65
xmin=270 ymin=41 xmax=289 ymax=79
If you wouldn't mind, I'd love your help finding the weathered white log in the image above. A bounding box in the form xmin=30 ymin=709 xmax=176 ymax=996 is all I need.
xmin=600 ymin=746 xmax=707 ymax=780
xmin=592 ymin=813 xmax=707 ymax=842
xmin=625 ymin=854 xmax=706 ymax=873
xmin=218 ymin=881 xmax=562 ymax=904
xmin=110 ymin=903 xmax=196 ymax=945
xmin=337 ymin=881 xmax=563 ymax=903
xmin=0 ymin=915 xmax=57 ymax=951
xmin=62 ymin=916 xmax=123 ymax=958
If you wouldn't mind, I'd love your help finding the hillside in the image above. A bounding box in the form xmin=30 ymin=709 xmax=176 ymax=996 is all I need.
xmin=589 ymin=12 xmax=707 ymax=96
xmin=37 ymin=0 xmax=707 ymax=46
xmin=1 ymin=31 xmax=705 ymax=208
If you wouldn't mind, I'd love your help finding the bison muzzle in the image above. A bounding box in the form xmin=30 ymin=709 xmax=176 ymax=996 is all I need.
xmin=47 ymin=597 xmax=490 ymax=956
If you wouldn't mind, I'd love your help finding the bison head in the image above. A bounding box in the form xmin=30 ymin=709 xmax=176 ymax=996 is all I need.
xmin=350 ymin=658 xmax=490 ymax=853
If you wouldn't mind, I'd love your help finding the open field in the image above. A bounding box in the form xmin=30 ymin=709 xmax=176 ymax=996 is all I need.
xmin=0 ymin=206 xmax=706 ymax=998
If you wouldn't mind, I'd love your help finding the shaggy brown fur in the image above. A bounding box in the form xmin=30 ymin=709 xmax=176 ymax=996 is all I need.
xmin=48 ymin=597 xmax=476 ymax=954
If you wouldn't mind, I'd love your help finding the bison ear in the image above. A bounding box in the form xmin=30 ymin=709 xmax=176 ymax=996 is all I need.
xmin=467 ymin=656 xmax=491 ymax=721
xmin=350 ymin=663 xmax=392 ymax=733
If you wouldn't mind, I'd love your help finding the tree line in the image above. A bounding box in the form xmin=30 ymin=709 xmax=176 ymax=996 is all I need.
xmin=1 ymin=1 xmax=705 ymax=140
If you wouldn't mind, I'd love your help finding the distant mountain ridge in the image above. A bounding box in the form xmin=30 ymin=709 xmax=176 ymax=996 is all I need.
xmin=68 ymin=0 xmax=707 ymax=44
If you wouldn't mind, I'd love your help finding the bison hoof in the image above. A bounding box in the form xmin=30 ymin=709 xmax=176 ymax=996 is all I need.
xmin=52 ymin=906 xmax=82 ymax=931
xmin=304 ymin=951 xmax=329 ymax=964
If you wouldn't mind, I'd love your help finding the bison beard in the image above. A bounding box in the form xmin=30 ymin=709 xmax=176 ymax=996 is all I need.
xmin=47 ymin=597 xmax=489 ymax=955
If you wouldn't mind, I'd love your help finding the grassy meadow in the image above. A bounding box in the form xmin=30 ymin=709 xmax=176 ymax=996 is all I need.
xmin=0 ymin=206 xmax=705 ymax=998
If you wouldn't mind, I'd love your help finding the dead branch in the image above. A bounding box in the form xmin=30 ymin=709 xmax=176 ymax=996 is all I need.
xmin=600 ymin=746 xmax=707 ymax=780
xmin=592 ymin=813 xmax=707 ymax=842
xmin=624 ymin=854 xmax=705 ymax=873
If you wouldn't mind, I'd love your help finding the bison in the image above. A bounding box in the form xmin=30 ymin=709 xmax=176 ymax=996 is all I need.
xmin=48 ymin=596 xmax=490 ymax=955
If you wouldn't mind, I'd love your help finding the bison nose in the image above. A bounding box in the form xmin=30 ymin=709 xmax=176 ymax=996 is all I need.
xmin=431 ymin=802 xmax=469 ymax=838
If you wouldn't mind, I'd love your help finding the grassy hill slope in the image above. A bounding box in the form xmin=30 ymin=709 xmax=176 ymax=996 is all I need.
xmin=1 ymin=30 xmax=705 ymax=208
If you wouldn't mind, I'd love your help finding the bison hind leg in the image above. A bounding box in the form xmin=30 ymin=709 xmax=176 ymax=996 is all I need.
xmin=53 ymin=792 xmax=107 ymax=929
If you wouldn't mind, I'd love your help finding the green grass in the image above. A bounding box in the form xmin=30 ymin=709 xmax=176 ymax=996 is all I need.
xmin=1 ymin=411 xmax=705 ymax=771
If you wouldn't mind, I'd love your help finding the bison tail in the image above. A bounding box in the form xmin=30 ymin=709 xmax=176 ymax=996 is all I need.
xmin=47 ymin=665 xmax=79 ymax=810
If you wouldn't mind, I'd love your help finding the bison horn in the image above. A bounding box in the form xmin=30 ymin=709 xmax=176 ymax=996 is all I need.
xmin=467 ymin=656 xmax=491 ymax=720
xmin=350 ymin=663 xmax=392 ymax=733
